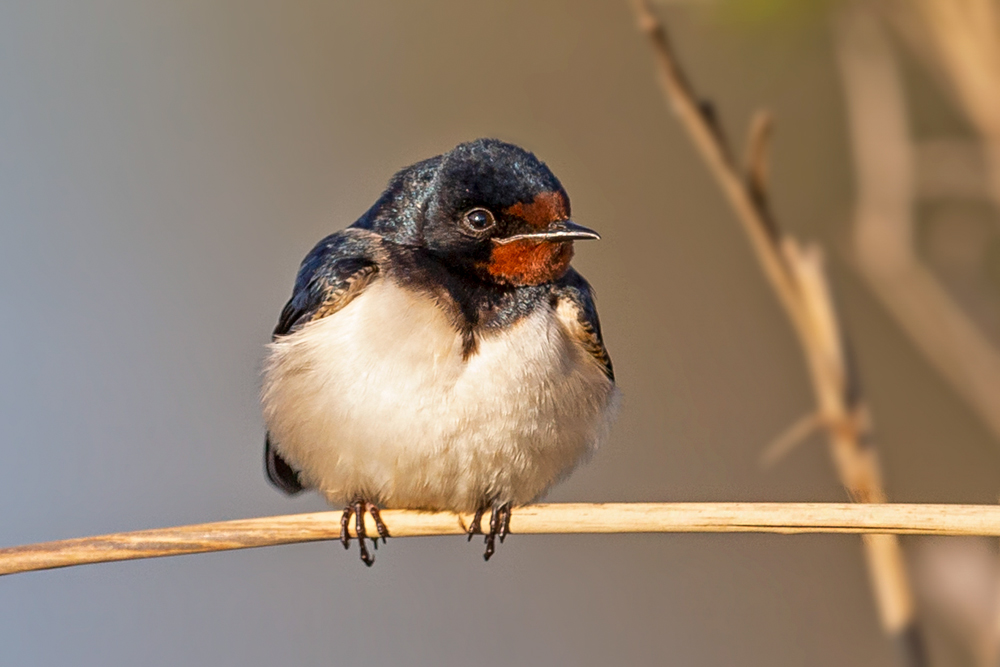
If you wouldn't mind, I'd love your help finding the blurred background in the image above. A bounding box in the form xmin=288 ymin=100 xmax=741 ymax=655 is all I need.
xmin=2 ymin=0 xmax=1000 ymax=665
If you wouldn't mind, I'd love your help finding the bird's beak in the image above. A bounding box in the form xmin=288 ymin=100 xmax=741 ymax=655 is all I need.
xmin=494 ymin=220 xmax=601 ymax=244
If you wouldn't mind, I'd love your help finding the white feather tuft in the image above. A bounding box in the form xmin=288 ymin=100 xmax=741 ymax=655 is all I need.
xmin=262 ymin=279 xmax=618 ymax=512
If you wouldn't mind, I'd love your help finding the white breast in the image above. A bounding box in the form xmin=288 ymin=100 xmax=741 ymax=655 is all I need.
xmin=262 ymin=279 xmax=618 ymax=512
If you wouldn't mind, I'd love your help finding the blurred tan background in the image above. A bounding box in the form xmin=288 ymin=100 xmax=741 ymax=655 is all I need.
xmin=2 ymin=1 xmax=1000 ymax=665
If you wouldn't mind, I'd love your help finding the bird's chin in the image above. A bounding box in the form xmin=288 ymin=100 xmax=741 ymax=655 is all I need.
xmin=482 ymin=239 xmax=574 ymax=286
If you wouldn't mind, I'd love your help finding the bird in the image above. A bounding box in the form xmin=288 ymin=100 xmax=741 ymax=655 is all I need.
xmin=261 ymin=138 xmax=619 ymax=565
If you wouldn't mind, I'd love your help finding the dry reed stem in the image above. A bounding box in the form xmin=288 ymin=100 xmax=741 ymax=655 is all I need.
xmin=910 ymin=0 xmax=1000 ymax=202
xmin=5 ymin=503 xmax=1000 ymax=578
xmin=841 ymin=5 xmax=1000 ymax=446
xmin=627 ymin=1 xmax=924 ymax=662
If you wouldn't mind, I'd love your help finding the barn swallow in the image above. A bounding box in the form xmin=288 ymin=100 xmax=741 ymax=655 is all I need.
xmin=262 ymin=138 xmax=619 ymax=565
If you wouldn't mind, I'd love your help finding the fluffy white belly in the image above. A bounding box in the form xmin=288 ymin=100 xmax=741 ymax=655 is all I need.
xmin=262 ymin=279 xmax=618 ymax=512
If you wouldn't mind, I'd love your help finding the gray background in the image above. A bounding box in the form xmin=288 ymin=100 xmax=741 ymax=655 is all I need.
xmin=1 ymin=2 xmax=997 ymax=665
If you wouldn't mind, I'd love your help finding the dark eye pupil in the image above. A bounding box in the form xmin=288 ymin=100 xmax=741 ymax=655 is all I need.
xmin=467 ymin=210 xmax=491 ymax=230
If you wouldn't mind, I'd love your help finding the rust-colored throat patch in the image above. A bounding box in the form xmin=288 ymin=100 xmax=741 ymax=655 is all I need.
xmin=487 ymin=240 xmax=574 ymax=286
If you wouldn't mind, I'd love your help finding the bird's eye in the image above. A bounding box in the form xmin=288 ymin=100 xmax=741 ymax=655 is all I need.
xmin=462 ymin=208 xmax=496 ymax=233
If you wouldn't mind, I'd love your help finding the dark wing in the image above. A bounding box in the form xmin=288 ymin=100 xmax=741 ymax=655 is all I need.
xmin=265 ymin=229 xmax=382 ymax=494
xmin=265 ymin=434 xmax=306 ymax=495
xmin=272 ymin=230 xmax=382 ymax=338
xmin=553 ymin=268 xmax=614 ymax=382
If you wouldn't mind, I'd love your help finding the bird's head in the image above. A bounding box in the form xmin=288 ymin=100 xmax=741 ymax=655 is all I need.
xmin=419 ymin=139 xmax=599 ymax=287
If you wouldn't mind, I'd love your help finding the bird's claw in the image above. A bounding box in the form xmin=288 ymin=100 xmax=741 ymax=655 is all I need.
xmin=340 ymin=499 xmax=390 ymax=566
xmin=468 ymin=503 xmax=511 ymax=561
xmin=466 ymin=507 xmax=485 ymax=542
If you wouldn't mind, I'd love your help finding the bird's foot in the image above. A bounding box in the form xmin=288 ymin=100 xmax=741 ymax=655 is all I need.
xmin=466 ymin=507 xmax=485 ymax=542
xmin=340 ymin=499 xmax=390 ymax=566
xmin=467 ymin=502 xmax=511 ymax=561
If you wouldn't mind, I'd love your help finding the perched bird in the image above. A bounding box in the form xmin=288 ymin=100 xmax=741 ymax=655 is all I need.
xmin=262 ymin=138 xmax=619 ymax=565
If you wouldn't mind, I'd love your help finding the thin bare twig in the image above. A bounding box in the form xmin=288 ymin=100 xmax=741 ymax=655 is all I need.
xmin=628 ymin=1 xmax=801 ymax=314
xmin=759 ymin=411 xmax=822 ymax=468
xmin=627 ymin=2 xmax=925 ymax=664
xmin=5 ymin=503 xmax=1000 ymax=578
xmin=745 ymin=110 xmax=778 ymax=238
